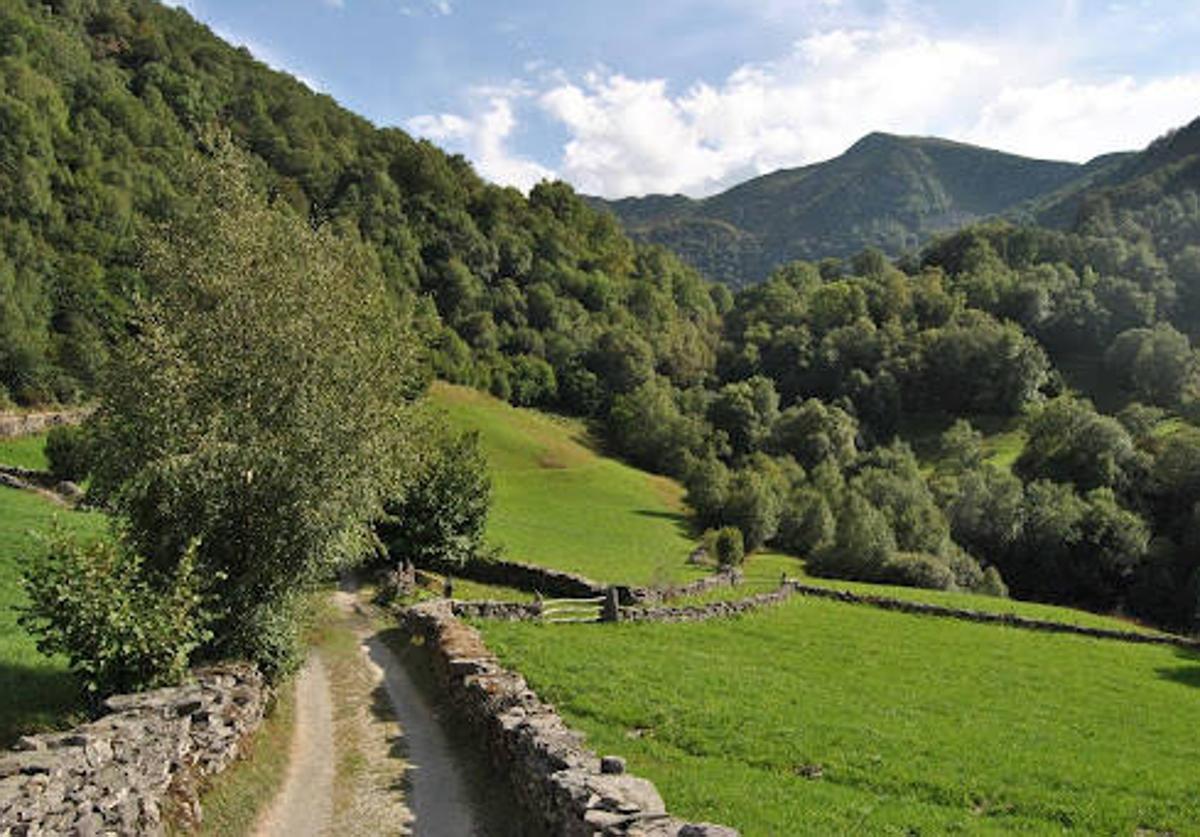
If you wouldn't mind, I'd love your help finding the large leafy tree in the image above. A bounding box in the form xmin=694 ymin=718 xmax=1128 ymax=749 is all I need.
xmin=87 ymin=142 xmax=427 ymax=676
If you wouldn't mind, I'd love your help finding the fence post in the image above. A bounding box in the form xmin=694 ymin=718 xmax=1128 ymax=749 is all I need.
xmin=602 ymin=587 xmax=621 ymax=623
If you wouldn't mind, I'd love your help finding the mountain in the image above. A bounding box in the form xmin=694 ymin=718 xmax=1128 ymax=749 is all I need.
xmin=591 ymin=134 xmax=1121 ymax=286
xmin=1035 ymin=116 xmax=1200 ymax=232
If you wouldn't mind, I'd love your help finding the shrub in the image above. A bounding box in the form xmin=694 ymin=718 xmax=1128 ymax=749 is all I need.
xmin=381 ymin=427 xmax=491 ymax=567
xmin=705 ymin=526 xmax=745 ymax=567
xmin=977 ymin=565 xmax=1009 ymax=598
xmin=880 ymin=552 xmax=957 ymax=591
xmin=44 ymin=424 xmax=90 ymax=482
xmin=21 ymin=536 xmax=211 ymax=698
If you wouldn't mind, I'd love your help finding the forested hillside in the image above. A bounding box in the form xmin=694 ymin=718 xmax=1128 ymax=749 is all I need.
xmin=0 ymin=0 xmax=721 ymax=412
xmin=592 ymin=133 xmax=1121 ymax=286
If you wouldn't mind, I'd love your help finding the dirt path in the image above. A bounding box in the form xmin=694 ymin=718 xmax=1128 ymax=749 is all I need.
xmin=334 ymin=588 xmax=487 ymax=836
xmin=254 ymin=652 xmax=335 ymax=837
xmin=255 ymin=587 xmax=493 ymax=836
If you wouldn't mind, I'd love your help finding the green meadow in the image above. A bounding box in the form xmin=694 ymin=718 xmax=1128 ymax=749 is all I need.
xmin=432 ymin=382 xmax=704 ymax=586
xmin=0 ymin=484 xmax=106 ymax=744
xmin=0 ymin=433 xmax=50 ymax=471
xmin=481 ymin=597 xmax=1200 ymax=835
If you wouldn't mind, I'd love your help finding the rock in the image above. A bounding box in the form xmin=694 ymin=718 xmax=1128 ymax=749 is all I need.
xmin=600 ymin=756 xmax=626 ymax=775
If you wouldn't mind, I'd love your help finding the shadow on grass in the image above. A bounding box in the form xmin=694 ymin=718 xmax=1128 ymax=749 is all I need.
xmin=1156 ymin=649 xmax=1200 ymax=689
xmin=0 ymin=662 xmax=85 ymax=747
xmin=633 ymin=508 xmax=697 ymax=539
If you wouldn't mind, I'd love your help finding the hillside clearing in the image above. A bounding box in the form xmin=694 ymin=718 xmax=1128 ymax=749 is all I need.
xmin=481 ymin=596 xmax=1200 ymax=835
xmin=432 ymin=382 xmax=704 ymax=586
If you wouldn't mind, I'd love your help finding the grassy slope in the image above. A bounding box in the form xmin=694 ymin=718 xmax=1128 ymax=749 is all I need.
xmin=431 ymin=382 xmax=704 ymax=586
xmin=0 ymin=433 xmax=50 ymax=470
xmin=0 ymin=484 xmax=106 ymax=744
xmin=481 ymin=598 xmax=1200 ymax=835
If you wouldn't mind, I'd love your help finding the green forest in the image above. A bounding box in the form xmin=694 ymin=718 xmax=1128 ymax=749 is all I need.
xmin=5 ymin=0 xmax=1200 ymax=637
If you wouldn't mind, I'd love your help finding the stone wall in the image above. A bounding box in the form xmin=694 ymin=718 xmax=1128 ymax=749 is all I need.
xmin=0 ymin=409 xmax=89 ymax=439
xmin=787 ymin=582 xmax=1200 ymax=650
xmin=400 ymin=601 xmax=737 ymax=837
xmin=610 ymin=580 xmax=1200 ymax=651
xmin=421 ymin=555 xmax=609 ymax=600
xmin=0 ymin=464 xmax=84 ymax=504
xmin=0 ymin=663 xmax=267 ymax=835
xmin=618 ymin=585 xmax=796 ymax=623
xmin=423 ymin=555 xmax=741 ymax=607
xmin=450 ymin=600 xmax=543 ymax=621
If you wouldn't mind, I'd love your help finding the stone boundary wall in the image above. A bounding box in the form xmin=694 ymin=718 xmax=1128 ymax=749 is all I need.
xmin=422 ymin=555 xmax=740 ymax=606
xmin=618 ymin=585 xmax=797 ymax=623
xmin=0 ymin=409 xmax=90 ymax=439
xmin=450 ymin=600 xmax=543 ymax=621
xmin=0 ymin=663 xmax=267 ymax=835
xmin=616 ymin=580 xmax=1200 ymax=650
xmin=421 ymin=555 xmax=610 ymax=599
xmin=399 ymin=601 xmax=737 ymax=837
xmin=0 ymin=464 xmax=84 ymax=504
xmin=634 ymin=568 xmax=742 ymax=605
xmin=788 ymin=583 xmax=1200 ymax=650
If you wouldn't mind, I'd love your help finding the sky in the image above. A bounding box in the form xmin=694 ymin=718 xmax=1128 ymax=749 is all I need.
xmin=165 ymin=0 xmax=1200 ymax=198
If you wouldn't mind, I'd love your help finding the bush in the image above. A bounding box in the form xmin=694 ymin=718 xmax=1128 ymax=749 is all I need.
xmin=880 ymin=552 xmax=957 ymax=591
xmin=705 ymin=526 xmax=745 ymax=567
xmin=381 ymin=427 xmax=491 ymax=567
xmin=977 ymin=565 xmax=1009 ymax=598
xmin=44 ymin=424 xmax=90 ymax=482
xmin=20 ymin=536 xmax=211 ymax=698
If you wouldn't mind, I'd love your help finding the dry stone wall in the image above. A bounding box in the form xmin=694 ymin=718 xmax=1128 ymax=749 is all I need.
xmin=788 ymin=582 xmax=1200 ymax=650
xmin=0 ymin=409 xmax=89 ymax=439
xmin=400 ymin=601 xmax=738 ymax=837
xmin=423 ymin=555 xmax=741 ymax=606
xmin=0 ymin=664 xmax=266 ymax=835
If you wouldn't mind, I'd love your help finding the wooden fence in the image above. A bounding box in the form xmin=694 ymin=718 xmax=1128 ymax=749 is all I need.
xmin=540 ymin=595 xmax=605 ymax=624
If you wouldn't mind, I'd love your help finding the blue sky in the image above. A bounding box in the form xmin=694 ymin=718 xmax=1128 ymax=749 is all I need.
xmin=167 ymin=0 xmax=1200 ymax=198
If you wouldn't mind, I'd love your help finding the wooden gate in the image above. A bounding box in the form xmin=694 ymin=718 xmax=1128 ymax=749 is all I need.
xmin=540 ymin=595 xmax=605 ymax=624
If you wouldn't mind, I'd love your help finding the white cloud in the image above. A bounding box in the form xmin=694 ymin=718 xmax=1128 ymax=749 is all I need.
xmin=964 ymin=74 xmax=1200 ymax=162
xmin=409 ymin=95 xmax=555 ymax=192
xmin=538 ymin=25 xmax=1001 ymax=197
xmin=401 ymin=10 xmax=1200 ymax=198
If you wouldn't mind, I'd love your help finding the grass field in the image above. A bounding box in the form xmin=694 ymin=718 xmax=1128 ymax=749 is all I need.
xmin=0 ymin=433 xmax=49 ymax=470
xmin=481 ymin=597 xmax=1200 ymax=835
xmin=0 ymin=484 xmax=107 ymax=744
xmin=431 ymin=382 xmax=704 ymax=587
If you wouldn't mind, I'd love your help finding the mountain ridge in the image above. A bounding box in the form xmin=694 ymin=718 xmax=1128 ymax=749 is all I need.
xmin=590 ymin=132 xmax=1130 ymax=286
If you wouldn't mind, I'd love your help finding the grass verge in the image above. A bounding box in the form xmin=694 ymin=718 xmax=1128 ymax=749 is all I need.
xmin=186 ymin=685 xmax=296 ymax=836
